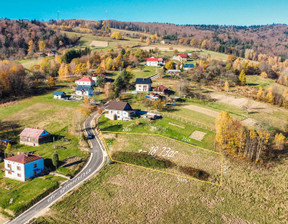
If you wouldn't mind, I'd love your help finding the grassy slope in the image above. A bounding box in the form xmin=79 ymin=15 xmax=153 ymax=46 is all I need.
xmin=36 ymin=158 xmax=288 ymax=223
xmin=0 ymin=86 xmax=88 ymax=215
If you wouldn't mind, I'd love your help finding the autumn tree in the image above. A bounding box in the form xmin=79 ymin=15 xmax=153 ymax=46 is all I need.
xmin=165 ymin=61 xmax=174 ymax=70
xmin=224 ymin=81 xmax=229 ymax=92
xmin=38 ymin=41 xmax=46 ymax=52
xmin=52 ymin=151 xmax=59 ymax=169
xmin=238 ymin=69 xmax=246 ymax=86
xmin=274 ymin=133 xmax=286 ymax=150
xmin=47 ymin=76 xmax=55 ymax=87
xmin=266 ymin=87 xmax=273 ymax=103
xmin=28 ymin=40 xmax=35 ymax=54
xmin=110 ymin=32 xmax=122 ymax=40
xmin=257 ymin=87 xmax=263 ymax=100
xmin=5 ymin=143 xmax=11 ymax=158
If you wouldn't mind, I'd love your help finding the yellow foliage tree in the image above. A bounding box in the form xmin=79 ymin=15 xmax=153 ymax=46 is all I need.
xmin=274 ymin=133 xmax=286 ymax=150
xmin=47 ymin=76 xmax=55 ymax=87
xmin=260 ymin=72 xmax=268 ymax=78
xmin=224 ymin=81 xmax=229 ymax=92
xmin=238 ymin=70 xmax=246 ymax=86
xmin=39 ymin=41 xmax=46 ymax=52
xmin=165 ymin=61 xmax=174 ymax=70
xmin=266 ymin=88 xmax=273 ymax=103
xmin=257 ymin=87 xmax=263 ymax=100
xmin=110 ymin=32 xmax=122 ymax=40
xmin=28 ymin=40 xmax=34 ymax=54
xmin=215 ymin=111 xmax=233 ymax=147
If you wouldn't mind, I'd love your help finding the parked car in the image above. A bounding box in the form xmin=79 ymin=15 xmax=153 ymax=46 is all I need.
xmin=87 ymin=134 xmax=94 ymax=139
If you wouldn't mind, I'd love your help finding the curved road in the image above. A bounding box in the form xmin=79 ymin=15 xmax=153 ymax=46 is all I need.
xmin=8 ymin=112 xmax=106 ymax=224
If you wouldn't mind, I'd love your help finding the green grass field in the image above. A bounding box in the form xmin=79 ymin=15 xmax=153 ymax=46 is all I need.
xmin=0 ymin=85 xmax=88 ymax=217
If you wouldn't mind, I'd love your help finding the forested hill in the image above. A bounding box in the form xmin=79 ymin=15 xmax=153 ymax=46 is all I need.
xmin=0 ymin=19 xmax=77 ymax=59
xmin=105 ymin=20 xmax=288 ymax=59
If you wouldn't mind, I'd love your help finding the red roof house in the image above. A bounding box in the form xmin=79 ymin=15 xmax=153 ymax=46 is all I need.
xmin=75 ymin=77 xmax=95 ymax=86
xmin=5 ymin=153 xmax=43 ymax=164
xmin=19 ymin=128 xmax=51 ymax=147
xmin=177 ymin=54 xmax=188 ymax=58
xmin=146 ymin=58 xmax=164 ymax=66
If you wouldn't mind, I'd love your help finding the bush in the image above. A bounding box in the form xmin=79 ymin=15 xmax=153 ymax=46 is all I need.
xmin=179 ymin=166 xmax=209 ymax=180
xmin=112 ymin=152 xmax=175 ymax=169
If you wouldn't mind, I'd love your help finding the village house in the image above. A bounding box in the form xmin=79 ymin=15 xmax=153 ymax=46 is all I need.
xmin=135 ymin=78 xmax=152 ymax=92
xmin=4 ymin=153 xmax=44 ymax=182
xmin=47 ymin=50 xmax=61 ymax=57
xmin=92 ymin=73 xmax=106 ymax=86
xmin=53 ymin=91 xmax=66 ymax=99
xmin=173 ymin=54 xmax=188 ymax=62
xmin=153 ymin=85 xmax=173 ymax=95
xmin=146 ymin=57 xmax=164 ymax=67
xmin=105 ymin=101 xmax=135 ymax=121
xmin=75 ymin=85 xmax=94 ymax=96
xmin=19 ymin=128 xmax=51 ymax=147
xmin=182 ymin=63 xmax=194 ymax=70
xmin=75 ymin=77 xmax=95 ymax=86
xmin=167 ymin=69 xmax=181 ymax=74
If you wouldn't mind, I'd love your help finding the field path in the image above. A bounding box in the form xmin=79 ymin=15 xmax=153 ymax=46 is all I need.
xmin=183 ymin=104 xmax=219 ymax=118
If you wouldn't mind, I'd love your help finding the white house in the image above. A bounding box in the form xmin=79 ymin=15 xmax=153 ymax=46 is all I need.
xmin=4 ymin=153 xmax=44 ymax=182
xmin=75 ymin=85 xmax=94 ymax=96
xmin=75 ymin=77 xmax=95 ymax=86
xmin=53 ymin=91 xmax=66 ymax=99
xmin=173 ymin=54 xmax=188 ymax=62
xmin=135 ymin=78 xmax=152 ymax=92
xmin=105 ymin=101 xmax=135 ymax=121
xmin=146 ymin=58 xmax=164 ymax=67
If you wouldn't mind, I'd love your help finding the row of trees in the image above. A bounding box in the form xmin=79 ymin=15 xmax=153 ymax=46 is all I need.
xmin=215 ymin=111 xmax=285 ymax=163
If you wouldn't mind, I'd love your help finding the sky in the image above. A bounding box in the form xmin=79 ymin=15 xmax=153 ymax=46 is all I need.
xmin=0 ymin=0 xmax=288 ymax=26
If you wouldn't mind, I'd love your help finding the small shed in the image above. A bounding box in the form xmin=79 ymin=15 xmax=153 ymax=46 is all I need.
xmin=53 ymin=91 xmax=66 ymax=99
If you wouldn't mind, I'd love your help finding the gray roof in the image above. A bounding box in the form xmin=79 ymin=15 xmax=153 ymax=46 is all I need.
xmin=76 ymin=85 xmax=94 ymax=91
xmin=135 ymin=78 xmax=152 ymax=85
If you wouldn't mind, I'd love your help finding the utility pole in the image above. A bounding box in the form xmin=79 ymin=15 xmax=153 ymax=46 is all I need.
xmin=57 ymin=11 xmax=60 ymax=22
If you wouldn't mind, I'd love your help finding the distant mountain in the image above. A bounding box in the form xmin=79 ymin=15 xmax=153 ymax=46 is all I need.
xmin=105 ymin=20 xmax=288 ymax=59
xmin=0 ymin=19 xmax=77 ymax=60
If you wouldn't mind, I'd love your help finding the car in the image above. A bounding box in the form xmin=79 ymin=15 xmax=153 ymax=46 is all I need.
xmin=87 ymin=133 xmax=94 ymax=139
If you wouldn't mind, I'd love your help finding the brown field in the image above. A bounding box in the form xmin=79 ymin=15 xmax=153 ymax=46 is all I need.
xmin=36 ymin=155 xmax=288 ymax=223
xmin=104 ymin=133 xmax=222 ymax=185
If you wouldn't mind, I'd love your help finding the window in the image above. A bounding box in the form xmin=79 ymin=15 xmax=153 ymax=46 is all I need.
xmin=17 ymin=173 xmax=21 ymax=177
xmin=34 ymin=163 xmax=37 ymax=168
xmin=8 ymin=171 xmax=12 ymax=175
xmin=7 ymin=164 xmax=11 ymax=168
xmin=17 ymin=166 xmax=21 ymax=171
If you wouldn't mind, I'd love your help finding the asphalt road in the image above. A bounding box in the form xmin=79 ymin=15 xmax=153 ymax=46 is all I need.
xmin=8 ymin=112 xmax=106 ymax=224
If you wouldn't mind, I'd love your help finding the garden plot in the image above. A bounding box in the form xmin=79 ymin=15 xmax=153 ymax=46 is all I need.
xmin=190 ymin=131 xmax=207 ymax=141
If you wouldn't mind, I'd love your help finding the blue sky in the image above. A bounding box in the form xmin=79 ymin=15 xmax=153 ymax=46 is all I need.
xmin=1 ymin=0 xmax=287 ymax=25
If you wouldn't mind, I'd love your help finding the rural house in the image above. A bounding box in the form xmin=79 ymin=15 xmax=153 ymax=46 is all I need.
xmin=75 ymin=77 xmax=95 ymax=86
xmin=75 ymin=85 xmax=94 ymax=96
xmin=19 ymin=128 xmax=51 ymax=147
xmin=4 ymin=153 xmax=44 ymax=182
xmin=153 ymin=85 xmax=173 ymax=95
xmin=53 ymin=91 xmax=66 ymax=99
xmin=105 ymin=101 xmax=135 ymax=121
xmin=135 ymin=78 xmax=152 ymax=92
xmin=182 ymin=63 xmax=194 ymax=70
xmin=146 ymin=57 xmax=164 ymax=67
xmin=173 ymin=54 xmax=188 ymax=62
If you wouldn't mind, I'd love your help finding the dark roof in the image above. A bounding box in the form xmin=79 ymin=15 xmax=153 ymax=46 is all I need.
xmin=53 ymin=91 xmax=66 ymax=95
xmin=135 ymin=78 xmax=152 ymax=85
xmin=76 ymin=85 xmax=94 ymax=91
xmin=183 ymin=64 xmax=194 ymax=67
xmin=106 ymin=101 xmax=133 ymax=111
xmin=5 ymin=153 xmax=43 ymax=164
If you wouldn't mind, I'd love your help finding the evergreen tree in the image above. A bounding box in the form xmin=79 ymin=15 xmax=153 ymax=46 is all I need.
xmin=52 ymin=151 xmax=59 ymax=169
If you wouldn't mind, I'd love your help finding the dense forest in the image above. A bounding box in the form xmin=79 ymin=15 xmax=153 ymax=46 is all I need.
xmin=0 ymin=19 xmax=77 ymax=59
xmin=105 ymin=20 xmax=288 ymax=59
